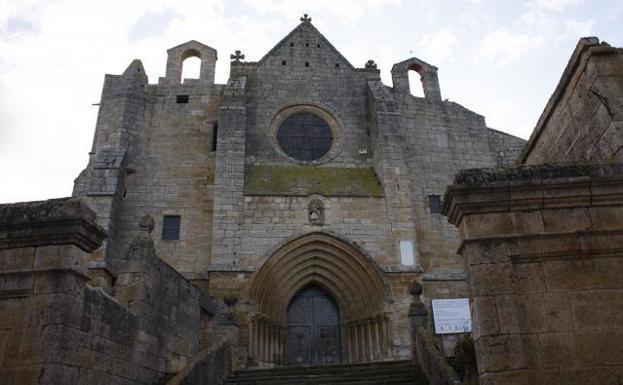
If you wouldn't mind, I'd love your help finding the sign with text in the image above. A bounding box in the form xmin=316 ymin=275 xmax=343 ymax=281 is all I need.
xmin=432 ymin=298 xmax=472 ymax=334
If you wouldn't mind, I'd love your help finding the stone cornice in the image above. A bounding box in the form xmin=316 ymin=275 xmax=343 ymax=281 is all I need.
xmin=0 ymin=198 xmax=107 ymax=252
xmin=443 ymin=163 xmax=623 ymax=225
xmin=457 ymin=229 xmax=623 ymax=262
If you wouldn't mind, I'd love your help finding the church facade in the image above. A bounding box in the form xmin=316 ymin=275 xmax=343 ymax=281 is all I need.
xmin=72 ymin=15 xmax=524 ymax=366
xmin=2 ymin=14 xmax=623 ymax=385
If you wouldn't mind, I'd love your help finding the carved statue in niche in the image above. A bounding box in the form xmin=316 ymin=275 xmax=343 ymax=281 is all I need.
xmin=308 ymin=199 xmax=325 ymax=226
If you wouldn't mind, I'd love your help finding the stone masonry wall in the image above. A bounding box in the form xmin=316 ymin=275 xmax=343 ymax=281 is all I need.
xmin=115 ymin=82 xmax=221 ymax=277
xmin=0 ymin=198 xmax=215 ymax=384
xmin=75 ymin=47 xmax=221 ymax=278
xmin=73 ymin=60 xmax=149 ymax=272
xmin=444 ymin=163 xmax=623 ymax=385
xmin=521 ymin=37 xmax=623 ymax=164
xmin=391 ymin=87 xmax=525 ymax=332
xmin=245 ymin=22 xmax=370 ymax=168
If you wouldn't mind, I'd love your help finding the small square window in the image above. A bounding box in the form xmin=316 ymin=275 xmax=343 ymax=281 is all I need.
xmin=429 ymin=195 xmax=442 ymax=214
xmin=176 ymin=95 xmax=189 ymax=104
xmin=305 ymin=43 xmax=309 ymax=47
xmin=282 ymin=60 xmax=287 ymax=66
xmin=290 ymin=42 xmax=294 ymax=47
xmin=305 ymin=62 xmax=309 ymax=67
xmin=335 ymin=63 xmax=340 ymax=68
xmin=162 ymin=215 xmax=181 ymax=240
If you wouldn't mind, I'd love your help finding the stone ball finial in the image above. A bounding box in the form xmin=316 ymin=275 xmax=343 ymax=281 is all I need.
xmin=365 ymin=60 xmax=377 ymax=69
xmin=138 ymin=214 xmax=155 ymax=233
xmin=408 ymin=280 xmax=423 ymax=296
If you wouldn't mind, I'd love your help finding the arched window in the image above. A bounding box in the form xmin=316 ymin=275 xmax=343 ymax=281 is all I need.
xmin=408 ymin=63 xmax=425 ymax=97
xmin=181 ymin=50 xmax=201 ymax=81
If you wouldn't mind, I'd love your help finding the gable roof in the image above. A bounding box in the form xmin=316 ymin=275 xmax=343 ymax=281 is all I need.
xmin=257 ymin=21 xmax=355 ymax=69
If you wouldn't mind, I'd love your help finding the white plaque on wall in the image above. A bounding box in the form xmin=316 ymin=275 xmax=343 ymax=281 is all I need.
xmin=432 ymin=298 xmax=472 ymax=334
xmin=399 ymin=240 xmax=415 ymax=266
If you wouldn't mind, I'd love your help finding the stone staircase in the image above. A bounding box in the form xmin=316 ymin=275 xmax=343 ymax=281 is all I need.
xmin=223 ymin=360 xmax=429 ymax=385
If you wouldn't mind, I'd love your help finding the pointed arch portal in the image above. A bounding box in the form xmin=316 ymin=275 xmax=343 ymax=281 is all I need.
xmin=249 ymin=232 xmax=391 ymax=365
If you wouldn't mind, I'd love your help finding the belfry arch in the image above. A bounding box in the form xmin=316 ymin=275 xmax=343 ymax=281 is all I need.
xmin=248 ymin=232 xmax=392 ymax=365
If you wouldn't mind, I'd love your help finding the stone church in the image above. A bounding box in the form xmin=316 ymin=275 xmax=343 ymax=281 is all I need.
xmin=1 ymin=14 xmax=622 ymax=385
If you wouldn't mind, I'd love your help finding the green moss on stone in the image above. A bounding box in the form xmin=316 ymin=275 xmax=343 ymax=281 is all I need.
xmin=245 ymin=165 xmax=384 ymax=197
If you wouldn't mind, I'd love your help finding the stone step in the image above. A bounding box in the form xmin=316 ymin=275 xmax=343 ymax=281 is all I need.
xmin=223 ymin=360 xmax=429 ymax=385
xmin=225 ymin=370 xmax=419 ymax=382
xmin=230 ymin=360 xmax=414 ymax=377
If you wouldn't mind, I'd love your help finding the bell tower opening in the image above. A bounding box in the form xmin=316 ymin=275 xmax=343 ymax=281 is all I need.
xmin=286 ymin=284 xmax=341 ymax=366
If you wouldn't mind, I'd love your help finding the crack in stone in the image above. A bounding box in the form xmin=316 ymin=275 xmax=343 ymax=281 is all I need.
xmin=589 ymin=89 xmax=614 ymax=118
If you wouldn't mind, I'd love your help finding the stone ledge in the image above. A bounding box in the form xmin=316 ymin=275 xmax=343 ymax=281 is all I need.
xmin=452 ymin=162 xmax=623 ymax=186
xmin=0 ymin=198 xmax=106 ymax=252
xmin=458 ymin=229 xmax=623 ymax=262
xmin=443 ymin=163 xmax=623 ymax=225
xmin=422 ymin=271 xmax=467 ymax=281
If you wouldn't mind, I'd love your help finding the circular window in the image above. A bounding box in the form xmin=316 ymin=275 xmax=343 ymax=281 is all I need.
xmin=277 ymin=113 xmax=333 ymax=161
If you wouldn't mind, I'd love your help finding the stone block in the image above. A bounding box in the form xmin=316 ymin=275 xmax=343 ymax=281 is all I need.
xmin=570 ymin=291 xmax=623 ymax=331
xmin=3 ymin=327 xmax=41 ymax=366
xmin=469 ymin=262 xmax=514 ymax=296
xmin=0 ymin=247 xmax=35 ymax=271
xmin=39 ymin=363 xmax=79 ymax=385
xmin=512 ymin=262 xmax=547 ymax=293
xmin=33 ymin=270 xmax=86 ymax=296
xmin=462 ymin=240 xmax=509 ymax=266
xmin=0 ymin=298 xmax=26 ymax=329
xmin=475 ymin=334 xmax=529 ymax=373
xmin=541 ymin=207 xmax=591 ymax=233
xmin=588 ymin=206 xmax=623 ymax=231
xmin=463 ymin=212 xmax=517 ymax=239
xmin=472 ymin=296 xmax=499 ymax=338
xmin=540 ymin=233 xmax=581 ymax=257
xmin=0 ymin=365 xmax=42 ymax=385
xmin=494 ymin=294 xmax=522 ymax=334
xmin=507 ymin=237 xmax=542 ymax=260
xmin=512 ymin=211 xmax=546 ymax=235
xmin=592 ymin=256 xmax=623 ymax=289
xmin=537 ymin=332 xmax=574 ymax=368
xmin=557 ymin=367 xmax=604 ymax=385
xmin=543 ymin=259 xmax=595 ymax=291
xmin=34 ymin=245 xmax=89 ymax=276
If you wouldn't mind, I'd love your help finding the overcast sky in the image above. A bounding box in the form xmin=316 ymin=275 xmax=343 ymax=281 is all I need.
xmin=0 ymin=0 xmax=621 ymax=203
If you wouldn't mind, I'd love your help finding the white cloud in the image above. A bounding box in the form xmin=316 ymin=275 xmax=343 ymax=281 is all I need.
xmin=527 ymin=0 xmax=584 ymax=12
xmin=417 ymin=29 xmax=459 ymax=64
xmin=563 ymin=18 xmax=594 ymax=37
xmin=0 ymin=0 xmax=411 ymax=202
xmin=477 ymin=28 xmax=544 ymax=64
xmin=0 ymin=0 xmax=619 ymax=203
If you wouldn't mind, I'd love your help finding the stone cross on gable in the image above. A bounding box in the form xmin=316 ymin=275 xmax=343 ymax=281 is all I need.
xmin=230 ymin=50 xmax=245 ymax=63
xmin=365 ymin=60 xmax=378 ymax=69
xmin=300 ymin=13 xmax=312 ymax=23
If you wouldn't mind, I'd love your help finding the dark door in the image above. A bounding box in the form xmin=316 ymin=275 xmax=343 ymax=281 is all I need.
xmin=286 ymin=285 xmax=340 ymax=366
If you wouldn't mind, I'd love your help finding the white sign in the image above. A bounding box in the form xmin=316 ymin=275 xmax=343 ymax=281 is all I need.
xmin=399 ymin=240 xmax=415 ymax=266
xmin=432 ymin=298 xmax=472 ymax=334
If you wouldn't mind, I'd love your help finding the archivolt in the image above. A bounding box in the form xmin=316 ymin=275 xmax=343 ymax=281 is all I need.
xmin=249 ymin=232 xmax=389 ymax=323
xmin=248 ymin=232 xmax=392 ymax=364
